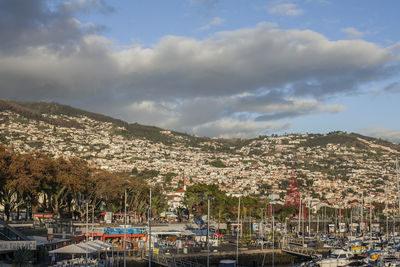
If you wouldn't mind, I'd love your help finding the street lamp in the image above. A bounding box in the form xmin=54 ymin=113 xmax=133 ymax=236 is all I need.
xmin=206 ymin=195 xmax=216 ymax=267
xmin=83 ymin=199 xmax=90 ymax=267
xmin=198 ymin=194 xmax=215 ymax=267
xmin=124 ymin=189 xmax=127 ymax=267
xmin=148 ymin=187 xmax=152 ymax=267
xmin=236 ymin=196 xmax=241 ymax=266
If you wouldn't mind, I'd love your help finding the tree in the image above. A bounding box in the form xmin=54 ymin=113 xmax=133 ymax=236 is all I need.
xmin=85 ymin=170 xmax=125 ymax=218
xmin=0 ymin=144 xmax=167 ymax=222
xmin=184 ymin=183 xmax=252 ymax=222
xmin=279 ymin=180 xmax=289 ymax=190
xmin=13 ymin=247 xmax=33 ymax=267
xmin=126 ymin=177 xmax=167 ymax=223
xmin=276 ymin=206 xmax=297 ymax=222
xmin=0 ymin=151 xmax=48 ymax=220
xmin=0 ymin=144 xmax=14 ymax=221
xmin=47 ymin=157 xmax=88 ymax=216
xmin=208 ymin=160 xmax=226 ymax=168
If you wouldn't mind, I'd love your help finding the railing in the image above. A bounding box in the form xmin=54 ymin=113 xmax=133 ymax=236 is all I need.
xmin=146 ymin=252 xmax=205 ymax=267
xmin=281 ymin=236 xmax=317 ymax=257
xmin=282 ymin=244 xmax=316 ymax=257
xmin=0 ymin=220 xmax=29 ymax=241
xmin=171 ymin=257 xmax=205 ymax=267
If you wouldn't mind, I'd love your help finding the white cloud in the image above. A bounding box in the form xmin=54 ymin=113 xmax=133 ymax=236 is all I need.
xmin=192 ymin=119 xmax=290 ymax=138
xmin=362 ymin=126 xmax=400 ymax=144
xmin=341 ymin=27 xmax=365 ymax=39
xmin=108 ymin=94 xmax=344 ymax=137
xmin=199 ymin=17 xmax=224 ymax=31
xmin=62 ymin=0 xmax=114 ymax=14
xmin=123 ymin=101 xmax=180 ymax=129
xmin=305 ymin=0 xmax=331 ymax=4
xmin=109 ymin=24 xmax=392 ymax=101
xmin=0 ymin=19 xmax=397 ymax=137
xmin=267 ymin=3 xmax=304 ymax=17
xmin=246 ymin=97 xmax=345 ymax=115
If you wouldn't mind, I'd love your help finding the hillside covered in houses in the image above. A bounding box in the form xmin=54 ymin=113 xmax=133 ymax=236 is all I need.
xmin=1 ymin=100 xmax=399 ymax=211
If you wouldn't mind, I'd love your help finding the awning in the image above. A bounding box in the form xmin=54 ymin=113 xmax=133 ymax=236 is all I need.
xmin=49 ymin=244 xmax=96 ymax=254
xmin=49 ymin=240 xmax=112 ymax=254
xmin=91 ymin=240 xmax=113 ymax=249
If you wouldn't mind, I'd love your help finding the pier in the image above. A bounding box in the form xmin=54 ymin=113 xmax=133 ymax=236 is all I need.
xmin=141 ymin=248 xmax=296 ymax=266
xmin=281 ymin=236 xmax=328 ymax=258
xmin=281 ymin=243 xmax=317 ymax=258
xmin=148 ymin=253 xmax=205 ymax=267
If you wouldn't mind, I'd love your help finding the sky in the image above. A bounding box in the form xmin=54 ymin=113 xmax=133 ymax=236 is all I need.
xmin=1 ymin=0 xmax=400 ymax=142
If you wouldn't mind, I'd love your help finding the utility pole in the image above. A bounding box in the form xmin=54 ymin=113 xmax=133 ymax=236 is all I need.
xmin=335 ymin=207 xmax=337 ymax=232
xmin=207 ymin=198 xmax=210 ymax=267
xmin=393 ymin=213 xmax=396 ymax=241
xmin=386 ymin=201 xmax=389 ymax=239
xmin=236 ymin=196 xmax=241 ymax=266
xmin=86 ymin=201 xmax=88 ymax=267
xmin=350 ymin=208 xmax=353 ymax=237
xmin=261 ymin=209 xmax=264 ymax=249
xmin=148 ymin=188 xmax=152 ymax=267
xmin=272 ymin=206 xmax=275 ymax=267
xmin=285 ymin=217 xmax=288 ymax=236
xmin=249 ymin=216 xmax=252 ymax=243
xmin=302 ymin=202 xmax=304 ymax=245
xmin=369 ymin=198 xmax=372 ymax=235
xmin=361 ymin=192 xmax=364 ymax=233
xmin=91 ymin=205 xmax=94 ymax=241
xmin=324 ymin=206 xmax=326 ymax=234
xmin=308 ymin=200 xmax=311 ymax=236
xmin=124 ymin=190 xmax=127 ymax=267
xmin=397 ymin=159 xmax=400 ymax=216
xmin=298 ymin=199 xmax=301 ymax=234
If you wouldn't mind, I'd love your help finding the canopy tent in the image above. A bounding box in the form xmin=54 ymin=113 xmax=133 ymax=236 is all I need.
xmin=49 ymin=240 xmax=112 ymax=254
xmin=49 ymin=244 xmax=96 ymax=254
xmin=77 ymin=242 xmax=102 ymax=252
xmin=91 ymin=239 xmax=113 ymax=249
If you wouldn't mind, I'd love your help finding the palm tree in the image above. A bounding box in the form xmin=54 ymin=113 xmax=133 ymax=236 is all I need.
xmin=13 ymin=247 xmax=33 ymax=267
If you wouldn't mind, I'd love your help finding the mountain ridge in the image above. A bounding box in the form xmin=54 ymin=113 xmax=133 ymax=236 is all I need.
xmin=1 ymin=100 xmax=200 ymax=145
xmin=1 ymin=99 xmax=398 ymax=149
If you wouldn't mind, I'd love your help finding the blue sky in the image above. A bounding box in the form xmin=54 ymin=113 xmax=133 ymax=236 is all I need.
xmin=1 ymin=0 xmax=400 ymax=142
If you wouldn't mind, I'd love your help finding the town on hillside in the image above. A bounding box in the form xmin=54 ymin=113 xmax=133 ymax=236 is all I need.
xmin=1 ymin=108 xmax=399 ymax=210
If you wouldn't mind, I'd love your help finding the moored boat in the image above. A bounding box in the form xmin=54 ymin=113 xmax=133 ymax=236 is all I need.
xmin=316 ymin=249 xmax=353 ymax=267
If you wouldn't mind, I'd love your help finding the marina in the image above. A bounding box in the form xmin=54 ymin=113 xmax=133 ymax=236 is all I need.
xmin=1 ymin=0 xmax=400 ymax=265
xmin=3 ymin=163 xmax=400 ymax=267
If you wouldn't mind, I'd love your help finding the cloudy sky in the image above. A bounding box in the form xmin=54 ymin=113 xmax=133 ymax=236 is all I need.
xmin=1 ymin=0 xmax=400 ymax=141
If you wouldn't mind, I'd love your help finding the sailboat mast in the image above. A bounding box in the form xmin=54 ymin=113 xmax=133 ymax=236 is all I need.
xmin=361 ymin=192 xmax=364 ymax=231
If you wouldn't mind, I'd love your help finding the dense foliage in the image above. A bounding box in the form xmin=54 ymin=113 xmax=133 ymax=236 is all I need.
xmin=183 ymin=184 xmax=266 ymax=222
xmin=0 ymin=144 xmax=166 ymax=221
